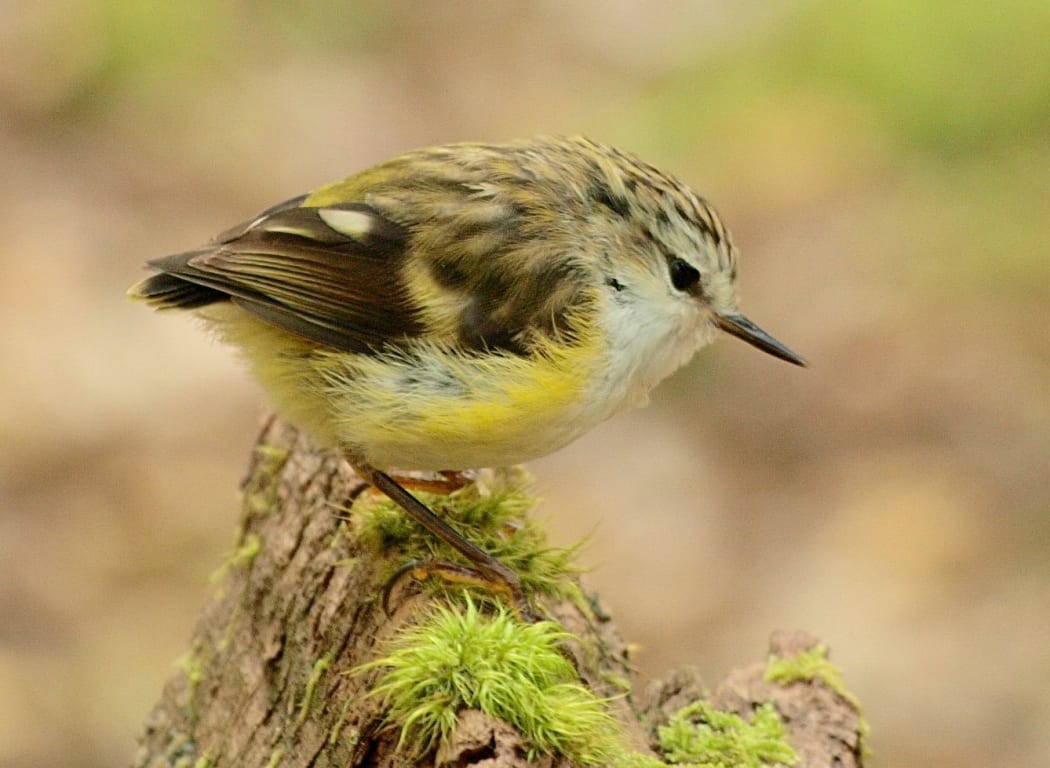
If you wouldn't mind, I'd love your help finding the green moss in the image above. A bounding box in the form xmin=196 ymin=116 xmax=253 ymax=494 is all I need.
xmin=175 ymin=647 xmax=206 ymax=724
xmin=656 ymin=702 xmax=797 ymax=768
xmin=353 ymin=467 xmax=580 ymax=603
xmin=765 ymin=644 xmax=859 ymax=709
xmin=209 ymin=533 xmax=261 ymax=587
xmin=242 ymin=442 xmax=290 ymax=517
xmin=233 ymin=533 xmax=261 ymax=566
xmin=328 ymin=693 xmax=359 ymax=748
xmin=602 ymin=671 xmax=635 ymax=695
xmin=162 ymin=730 xmax=205 ymax=768
xmin=217 ymin=601 xmax=242 ymax=652
xmin=361 ymin=596 xmax=633 ymax=765
xmin=765 ymin=644 xmax=871 ymax=756
xmin=245 ymin=489 xmax=276 ymax=516
xmin=325 ymin=520 xmax=351 ymax=549
xmin=254 ymin=443 xmax=291 ymax=465
xmin=296 ymin=655 xmax=333 ymax=724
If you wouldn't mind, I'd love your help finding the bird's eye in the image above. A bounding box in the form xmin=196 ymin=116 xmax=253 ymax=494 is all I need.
xmin=606 ymin=277 xmax=625 ymax=292
xmin=669 ymin=257 xmax=700 ymax=292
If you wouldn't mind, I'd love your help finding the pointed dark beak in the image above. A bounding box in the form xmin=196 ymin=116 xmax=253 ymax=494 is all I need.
xmin=715 ymin=313 xmax=808 ymax=367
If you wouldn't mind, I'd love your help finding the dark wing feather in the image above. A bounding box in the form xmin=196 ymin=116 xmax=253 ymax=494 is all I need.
xmin=129 ymin=270 xmax=228 ymax=308
xmin=211 ymin=192 xmax=310 ymax=243
xmin=135 ymin=200 xmax=424 ymax=353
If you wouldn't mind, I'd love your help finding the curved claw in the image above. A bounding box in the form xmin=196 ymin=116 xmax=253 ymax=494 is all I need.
xmin=380 ymin=558 xmax=534 ymax=621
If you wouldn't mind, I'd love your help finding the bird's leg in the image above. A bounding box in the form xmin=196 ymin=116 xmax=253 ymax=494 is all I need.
xmin=384 ymin=469 xmax=470 ymax=495
xmin=347 ymin=459 xmax=528 ymax=616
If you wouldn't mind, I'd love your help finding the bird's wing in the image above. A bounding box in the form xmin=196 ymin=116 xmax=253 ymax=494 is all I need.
xmin=140 ymin=197 xmax=425 ymax=354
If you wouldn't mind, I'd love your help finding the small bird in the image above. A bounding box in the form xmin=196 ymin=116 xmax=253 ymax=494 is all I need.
xmin=130 ymin=135 xmax=805 ymax=606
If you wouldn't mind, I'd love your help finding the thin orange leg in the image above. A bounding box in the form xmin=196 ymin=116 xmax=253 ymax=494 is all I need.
xmin=346 ymin=459 xmax=531 ymax=619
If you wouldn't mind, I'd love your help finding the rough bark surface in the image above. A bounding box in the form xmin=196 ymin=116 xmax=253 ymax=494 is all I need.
xmin=133 ymin=417 xmax=865 ymax=768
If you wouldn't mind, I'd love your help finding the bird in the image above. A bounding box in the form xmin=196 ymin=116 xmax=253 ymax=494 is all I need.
xmin=129 ymin=135 xmax=806 ymax=609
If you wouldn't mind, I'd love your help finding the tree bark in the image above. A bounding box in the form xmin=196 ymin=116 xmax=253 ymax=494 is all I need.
xmin=132 ymin=417 xmax=865 ymax=768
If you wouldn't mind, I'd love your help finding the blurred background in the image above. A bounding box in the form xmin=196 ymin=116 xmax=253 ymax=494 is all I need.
xmin=2 ymin=1 xmax=1047 ymax=766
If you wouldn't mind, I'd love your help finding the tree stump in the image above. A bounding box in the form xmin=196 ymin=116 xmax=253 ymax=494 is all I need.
xmin=132 ymin=417 xmax=866 ymax=768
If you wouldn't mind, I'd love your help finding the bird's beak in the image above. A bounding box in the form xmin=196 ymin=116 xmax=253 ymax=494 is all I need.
xmin=715 ymin=313 xmax=808 ymax=367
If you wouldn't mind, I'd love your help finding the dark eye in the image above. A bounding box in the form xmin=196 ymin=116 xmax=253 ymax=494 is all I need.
xmin=669 ymin=257 xmax=700 ymax=292
xmin=606 ymin=276 xmax=625 ymax=292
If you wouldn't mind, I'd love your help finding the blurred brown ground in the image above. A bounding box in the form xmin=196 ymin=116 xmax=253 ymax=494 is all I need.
xmin=1 ymin=2 xmax=1047 ymax=767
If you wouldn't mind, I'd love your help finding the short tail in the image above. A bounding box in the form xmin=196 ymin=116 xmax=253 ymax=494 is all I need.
xmin=127 ymin=271 xmax=227 ymax=310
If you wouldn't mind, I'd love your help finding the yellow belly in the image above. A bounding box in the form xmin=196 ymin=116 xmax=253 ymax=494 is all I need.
xmin=201 ymin=304 xmax=606 ymax=470
xmin=315 ymin=338 xmax=602 ymax=470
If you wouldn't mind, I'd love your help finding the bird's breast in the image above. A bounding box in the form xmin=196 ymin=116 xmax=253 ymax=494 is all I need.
xmin=317 ymin=332 xmax=610 ymax=470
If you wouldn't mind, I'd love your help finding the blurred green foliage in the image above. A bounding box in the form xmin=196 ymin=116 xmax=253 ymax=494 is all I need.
xmin=607 ymin=1 xmax=1049 ymax=306
xmin=25 ymin=1 xmax=1050 ymax=148
xmin=647 ymin=0 xmax=1050 ymax=154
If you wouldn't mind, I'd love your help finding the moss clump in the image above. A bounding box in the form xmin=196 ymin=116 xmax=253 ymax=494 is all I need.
xmin=362 ymin=596 xmax=630 ymax=765
xmin=353 ymin=467 xmax=580 ymax=601
xmin=656 ymin=701 xmax=797 ymax=768
xmin=765 ymin=644 xmax=870 ymax=754
xmin=765 ymin=644 xmax=859 ymax=709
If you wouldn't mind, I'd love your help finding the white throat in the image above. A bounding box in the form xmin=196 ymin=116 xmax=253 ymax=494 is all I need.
xmin=589 ymin=291 xmax=716 ymax=420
